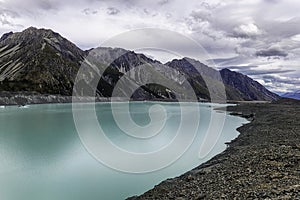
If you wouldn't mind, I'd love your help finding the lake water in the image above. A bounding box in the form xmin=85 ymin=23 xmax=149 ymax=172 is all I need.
xmin=0 ymin=102 xmax=248 ymax=200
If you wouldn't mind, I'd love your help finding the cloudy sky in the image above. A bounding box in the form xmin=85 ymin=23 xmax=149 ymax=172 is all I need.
xmin=0 ymin=0 xmax=299 ymax=94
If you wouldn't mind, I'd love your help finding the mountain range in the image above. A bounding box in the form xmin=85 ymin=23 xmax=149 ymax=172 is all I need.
xmin=0 ymin=27 xmax=280 ymax=103
xmin=282 ymin=91 xmax=300 ymax=100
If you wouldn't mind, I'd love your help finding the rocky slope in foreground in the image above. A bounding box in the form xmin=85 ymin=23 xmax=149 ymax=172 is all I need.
xmin=129 ymin=98 xmax=300 ymax=199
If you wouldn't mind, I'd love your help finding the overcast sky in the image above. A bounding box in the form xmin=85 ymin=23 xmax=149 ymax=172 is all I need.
xmin=0 ymin=0 xmax=299 ymax=94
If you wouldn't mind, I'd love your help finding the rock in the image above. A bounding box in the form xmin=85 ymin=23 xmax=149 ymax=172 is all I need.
xmin=195 ymin=193 xmax=206 ymax=199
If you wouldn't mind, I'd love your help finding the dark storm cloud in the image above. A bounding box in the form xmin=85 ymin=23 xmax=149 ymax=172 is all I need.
xmin=256 ymin=48 xmax=288 ymax=57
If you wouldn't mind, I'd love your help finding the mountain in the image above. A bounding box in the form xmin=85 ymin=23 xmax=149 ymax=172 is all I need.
xmin=220 ymin=69 xmax=279 ymax=101
xmin=0 ymin=27 xmax=85 ymax=95
xmin=165 ymin=57 xmax=219 ymax=100
xmin=0 ymin=27 xmax=280 ymax=102
xmin=166 ymin=58 xmax=279 ymax=101
xmin=76 ymin=47 xmax=184 ymax=100
xmin=282 ymin=91 xmax=300 ymax=100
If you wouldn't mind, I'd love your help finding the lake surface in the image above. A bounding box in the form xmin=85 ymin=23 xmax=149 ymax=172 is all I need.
xmin=0 ymin=102 xmax=248 ymax=200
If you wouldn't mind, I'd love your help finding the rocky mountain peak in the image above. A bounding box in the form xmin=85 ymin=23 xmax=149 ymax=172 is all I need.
xmin=0 ymin=27 xmax=85 ymax=95
xmin=0 ymin=31 xmax=13 ymax=41
xmin=0 ymin=27 xmax=82 ymax=58
xmin=1 ymin=27 xmax=54 ymax=46
xmin=167 ymin=57 xmax=221 ymax=80
xmin=0 ymin=27 xmax=280 ymax=101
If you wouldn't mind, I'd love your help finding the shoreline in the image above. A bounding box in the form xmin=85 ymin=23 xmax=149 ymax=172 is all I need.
xmin=0 ymin=93 xmax=202 ymax=106
xmin=0 ymin=92 xmax=271 ymax=106
xmin=128 ymin=98 xmax=300 ymax=199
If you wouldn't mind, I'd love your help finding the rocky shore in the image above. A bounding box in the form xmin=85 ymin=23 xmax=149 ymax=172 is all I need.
xmin=129 ymin=98 xmax=300 ymax=199
xmin=0 ymin=92 xmax=114 ymax=106
xmin=0 ymin=92 xmax=204 ymax=106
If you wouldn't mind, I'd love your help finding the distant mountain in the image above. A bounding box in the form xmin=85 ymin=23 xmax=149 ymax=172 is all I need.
xmin=0 ymin=27 xmax=280 ymax=102
xmin=282 ymin=91 xmax=300 ymax=100
xmin=220 ymin=68 xmax=279 ymax=101
xmin=166 ymin=58 xmax=279 ymax=101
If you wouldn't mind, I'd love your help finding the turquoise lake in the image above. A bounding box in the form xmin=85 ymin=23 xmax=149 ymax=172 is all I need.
xmin=0 ymin=102 xmax=248 ymax=200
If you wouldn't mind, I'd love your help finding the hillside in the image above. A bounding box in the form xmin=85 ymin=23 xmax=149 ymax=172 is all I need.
xmin=0 ymin=27 xmax=280 ymax=102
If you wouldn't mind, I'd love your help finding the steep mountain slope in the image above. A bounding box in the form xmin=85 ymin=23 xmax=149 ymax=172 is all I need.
xmin=0 ymin=28 xmax=181 ymax=100
xmin=166 ymin=58 xmax=279 ymax=101
xmin=0 ymin=27 xmax=85 ymax=95
xmin=76 ymin=47 xmax=187 ymax=100
xmin=0 ymin=27 xmax=280 ymax=102
xmin=165 ymin=58 xmax=215 ymax=100
xmin=282 ymin=91 xmax=300 ymax=100
xmin=220 ymin=68 xmax=279 ymax=101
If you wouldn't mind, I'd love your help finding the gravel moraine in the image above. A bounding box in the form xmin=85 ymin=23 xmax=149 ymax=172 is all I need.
xmin=128 ymin=99 xmax=300 ymax=200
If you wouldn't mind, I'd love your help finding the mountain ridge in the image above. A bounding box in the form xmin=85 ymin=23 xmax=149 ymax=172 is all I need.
xmin=282 ymin=90 xmax=300 ymax=100
xmin=0 ymin=27 xmax=280 ymax=102
xmin=0 ymin=27 xmax=86 ymax=95
xmin=220 ymin=68 xmax=279 ymax=101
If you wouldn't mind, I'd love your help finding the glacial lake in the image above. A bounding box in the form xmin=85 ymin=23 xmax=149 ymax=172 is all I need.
xmin=0 ymin=102 xmax=248 ymax=200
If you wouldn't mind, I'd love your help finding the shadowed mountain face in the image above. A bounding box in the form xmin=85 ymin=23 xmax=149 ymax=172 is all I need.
xmin=0 ymin=27 xmax=280 ymax=101
xmin=220 ymin=69 xmax=279 ymax=101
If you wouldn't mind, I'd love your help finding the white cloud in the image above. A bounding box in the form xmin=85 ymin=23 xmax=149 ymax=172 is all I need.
xmin=0 ymin=0 xmax=299 ymax=92
xmin=291 ymin=34 xmax=300 ymax=42
xmin=233 ymin=23 xmax=262 ymax=38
